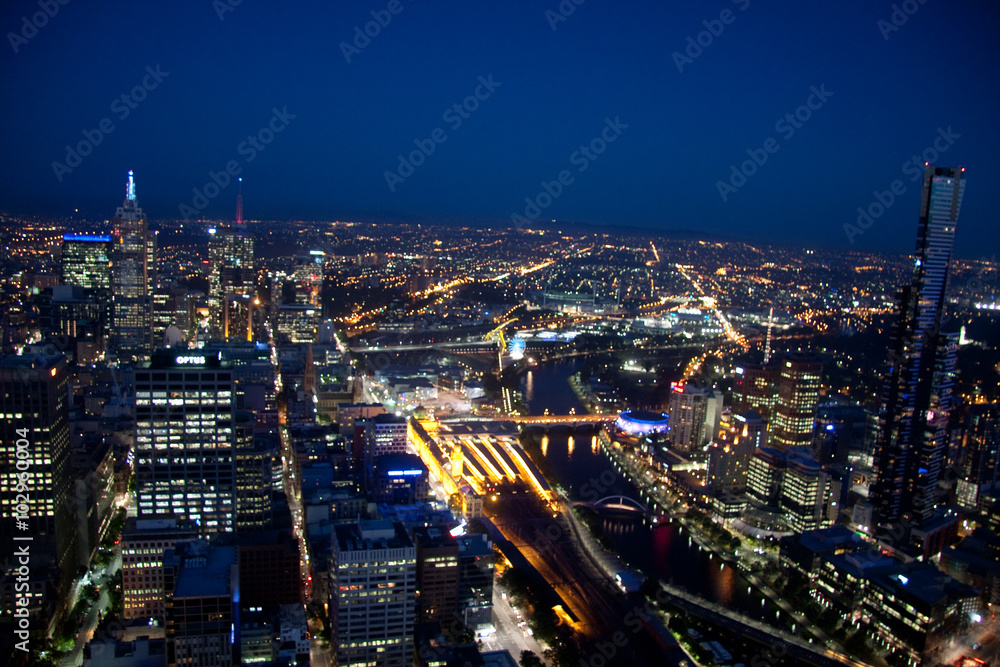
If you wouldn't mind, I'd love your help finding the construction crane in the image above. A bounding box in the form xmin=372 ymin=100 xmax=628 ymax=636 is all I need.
xmin=484 ymin=319 xmax=516 ymax=352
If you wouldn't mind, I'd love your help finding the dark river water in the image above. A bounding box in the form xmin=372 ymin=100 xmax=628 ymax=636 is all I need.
xmin=520 ymin=360 xmax=776 ymax=619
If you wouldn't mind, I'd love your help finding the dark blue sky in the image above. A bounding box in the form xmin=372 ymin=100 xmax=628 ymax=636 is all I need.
xmin=2 ymin=0 xmax=998 ymax=256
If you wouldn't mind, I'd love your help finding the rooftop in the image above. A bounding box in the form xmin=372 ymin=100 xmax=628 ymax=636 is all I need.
xmin=171 ymin=543 xmax=237 ymax=598
xmin=335 ymin=520 xmax=413 ymax=552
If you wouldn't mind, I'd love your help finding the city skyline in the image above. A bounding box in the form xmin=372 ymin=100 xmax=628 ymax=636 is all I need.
xmin=3 ymin=3 xmax=1000 ymax=666
xmin=1 ymin=1 xmax=998 ymax=256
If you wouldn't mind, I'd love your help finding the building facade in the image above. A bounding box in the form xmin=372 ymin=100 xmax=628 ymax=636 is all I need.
xmin=872 ymin=165 xmax=965 ymax=529
xmin=0 ymin=352 xmax=75 ymax=604
xmin=61 ymin=234 xmax=112 ymax=291
xmin=771 ymin=353 xmax=822 ymax=449
xmin=332 ymin=520 xmax=416 ymax=667
xmin=110 ymin=171 xmax=153 ymax=362
xmin=121 ymin=518 xmax=198 ymax=620
xmin=133 ymin=350 xmax=237 ymax=534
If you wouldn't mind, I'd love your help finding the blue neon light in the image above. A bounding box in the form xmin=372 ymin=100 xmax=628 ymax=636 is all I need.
xmin=63 ymin=234 xmax=112 ymax=242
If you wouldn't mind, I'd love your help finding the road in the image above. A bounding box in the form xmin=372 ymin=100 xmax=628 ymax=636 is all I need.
xmin=939 ymin=619 xmax=1000 ymax=666
xmin=310 ymin=638 xmax=333 ymax=667
xmin=480 ymin=588 xmax=546 ymax=658
xmin=60 ymin=551 xmax=122 ymax=667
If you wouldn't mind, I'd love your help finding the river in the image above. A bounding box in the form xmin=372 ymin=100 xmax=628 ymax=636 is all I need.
xmin=520 ymin=360 xmax=775 ymax=619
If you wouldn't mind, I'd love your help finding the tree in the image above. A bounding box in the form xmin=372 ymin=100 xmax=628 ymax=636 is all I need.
xmin=520 ymin=650 xmax=545 ymax=667
xmin=844 ymin=629 xmax=870 ymax=656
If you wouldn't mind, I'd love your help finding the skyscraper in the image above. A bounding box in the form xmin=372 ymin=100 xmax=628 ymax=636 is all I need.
xmin=0 ymin=351 xmax=75 ymax=612
xmin=771 ymin=353 xmax=823 ymax=449
xmin=667 ymin=382 xmax=713 ymax=454
xmin=133 ymin=349 xmax=237 ymax=534
xmin=955 ymin=403 xmax=1000 ymax=509
xmin=781 ymin=451 xmax=829 ymax=533
xmin=871 ymin=165 xmax=965 ymax=529
xmin=208 ymin=222 xmax=255 ymax=340
xmin=110 ymin=170 xmax=153 ymax=362
xmin=332 ymin=520 xmax=416 ymax=667
xmin=163 ymin=540 xmax=239 ymax=667
xmin=731 ymin=362 xmax=780 ymax=421
xmin=121 ymin=517 xmax=198 ymax=620
xmin=61 ymin=234 xmax=112 ymax=290
xmin=708 ymin=410 xmax=767 ymax=493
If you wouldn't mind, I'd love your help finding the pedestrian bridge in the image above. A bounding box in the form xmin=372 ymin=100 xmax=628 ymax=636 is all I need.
xmin=573 ymin=495 xmax=648 ymax=514
xmin=511 ymin=414 xmax=614 ymax=425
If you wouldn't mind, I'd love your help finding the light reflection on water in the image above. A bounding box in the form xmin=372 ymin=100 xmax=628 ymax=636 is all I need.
xmin=521 ymin=361 xmax=758 ymax=614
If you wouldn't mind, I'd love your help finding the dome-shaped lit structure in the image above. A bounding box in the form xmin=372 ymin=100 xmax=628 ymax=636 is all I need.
xmin=615 ymin=410 xmax=669 ymax=436
xmin=163 ymin=324 xmax=184 ymax=347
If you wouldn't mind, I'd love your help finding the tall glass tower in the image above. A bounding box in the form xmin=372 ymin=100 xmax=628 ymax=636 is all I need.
xmin=208 ymin=227 xmax=255 ymax=339
xmin=871 ymin=165 xmax=965 ymax=530
xmin=61 ymin=234 xmax=113 ymax=290
xmin=133 ymin=349 xmax=237 ymax=534
xmin=110 ymin=170 xmax=153 ymax=362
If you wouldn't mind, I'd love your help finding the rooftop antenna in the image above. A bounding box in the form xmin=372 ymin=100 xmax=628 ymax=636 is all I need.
xmin=126 ymin=169 xmax=136 ymax=202
xmin=763 ymin=305 xmax=774 ymax=364
xmin=236 ymin=177 xmax=243 ymax=227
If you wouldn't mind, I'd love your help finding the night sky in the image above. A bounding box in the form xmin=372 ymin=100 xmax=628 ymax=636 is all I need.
xmin=2 ymin=0 xmax=998 ymax=256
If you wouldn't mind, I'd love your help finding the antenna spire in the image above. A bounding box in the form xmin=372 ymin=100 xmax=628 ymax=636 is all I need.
xmin=126 ymin=169 xmax=136 ymax=202
xmin=236 ymin=177 xmax=243 ymax=226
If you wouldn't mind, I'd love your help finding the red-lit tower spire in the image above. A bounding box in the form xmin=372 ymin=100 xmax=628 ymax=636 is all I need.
xmin=236 ymin=177 xmax=243 ymax=227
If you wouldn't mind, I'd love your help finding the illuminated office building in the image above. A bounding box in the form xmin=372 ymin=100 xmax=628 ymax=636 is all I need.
xmin=133 ymin=350 xmax=236 ymax=534
xmin=234 ymin=411 xmax=273 ymax=531
xmin=292 ymin=251 xmax=324 ymax=306
xmin=121 ymin=517 xmax=198 ymax=620
xmin=164 ymin=540 xmax=238 ymax=667
xmin=708 ymin=411 xmax=767 ymax=493
xmin=208 ymin=221 xmax=255 ymax=340
xmin=955 ymin=403 xmax=1000 ymax=509
xmin=61 ymin=234 xmax=112 ymax=291
xmin=771 ymin=353 xmax=823 ymax=449
xmin=872 ymin=165 xmax=965 ymax=528
xmin=732 ymin=362 xmax=780 ymax=420
xmin=0 ymin=351 xmax=76 ymax=609
xmin=666 ymin=382 xmax=714 ymax=454
xmin=332 ymin=520 xmax=416 ymax=667
xmin=781 ymin=452 xmax=829 ymax=533
xmin=110 ymin=170 xmax=153 ymax=362
xmin=274 ymin=304 xmax=319 ymax=345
